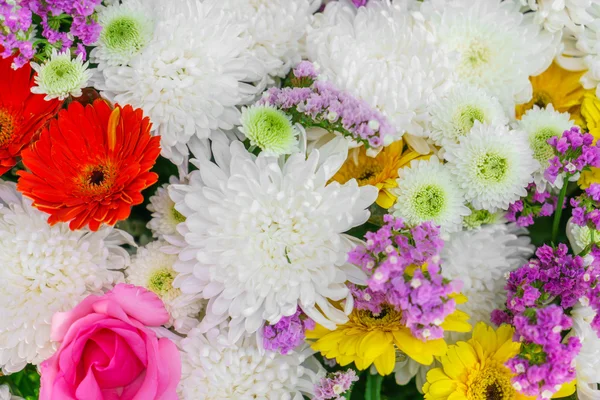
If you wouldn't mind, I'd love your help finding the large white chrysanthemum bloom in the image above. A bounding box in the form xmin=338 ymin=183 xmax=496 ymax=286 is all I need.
xmin=570 ymin=304 xmax=600 ymax=399
xmin=95 ymin=0 xmax=265 ymax=165
xmin=518 ymin=105 xmax=574 ymax=190
xmin=429 ymin=83 xmax=508 ymax=147
xmin=167 ymin=138 xmax=377 ymax=341
xmin=444 ymin=122 xmax=539 ymax=212
xmin=179 ymin=327 xmax=321 ymax=399
xmin=420 ymin=0 xmax=558 ymax=110
xmin=306 ymin=0 xmax=453 ymax=138
xmin=0 ymin=182 xmax=131 ymax=374
xmin=391 ymin=156 xmax=470 ymax=233
xmin=520 ymin=0 xmax=600 ymax=33
xmin=441 ymin=223 xmax=534 ymax=332
xmin=147 ymin=177 xmax=185 ymax=240
xmin=219 ymin=0 xmax=321 ymax=80
xmin=126 ymin=240 xmax=204 ymax=333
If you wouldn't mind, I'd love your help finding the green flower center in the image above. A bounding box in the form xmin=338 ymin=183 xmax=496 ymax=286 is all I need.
xmin=463 ymin=205 xmax=496 ymax=229
xmin=243 ymin=106 xmax=296 ymax=154
xmin=475 ymin=152 xmax=508 ymax=183
xmin=412 ymin=184 xmax=446 ymax=219
xmin=454 ymin=105 xmax=485 ymax=137
xmin=41 ymin=58 xmax=81 ymax=91
xmin=463 ymin=41 xmax=491 ymax=67
xmin=530 ymin=127 xmax=559 ymax=165
xmin=148 ymin=268 xmax=175 ymax=297
xmin=101 ymin=16 xmax=146 ymax=53
xmin=172 ymin=206 xmax=186 ymax=223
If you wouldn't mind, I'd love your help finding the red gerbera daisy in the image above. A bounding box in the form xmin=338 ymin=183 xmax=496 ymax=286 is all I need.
xmin=0 ymin=51 xmax=61 ymax=175
xmin=17 ymin=99 xmax=161 ymax=231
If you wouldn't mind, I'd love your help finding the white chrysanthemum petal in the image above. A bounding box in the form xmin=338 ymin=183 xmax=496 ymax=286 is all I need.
xmin=571 ymin=304 xmax=600 ymax=399
xmin=445 ymin=123 xmax=539 ymax=212
xmin=429 ymin=83 xmax=508 ymax=147
xmin=179 ymin=327 xmax=321 ymax=399
xmin=567 ymin=217 xmax=600 ymax=253
xmin=421 ymin=0 xmax=558 ymax=109
xmin=441 ymin=223 xmax=534 ymax=337
xmin=518 ymin=104 xmax=574 ymax=190
xmin=0 ymin=181 xmax=129 ymax=374
xmin=306 ymin=1 xmax=454 ymax=138
xmin=391 ymin=156 xmax=470 ymax=233
xmin=94 ymin=0 xmax=265 ymax=164
xmin=30 ymin=49 xmax=92 ymax=101
xmin=167 ymin=138 xmax=377 ymax=338
xmin=126 ymin=240 xmax=204 ymax=333
xmin=147 ymin=177 xmax=185 ymax=240
xmin=520 ymin=0 xmax=600 ymax=33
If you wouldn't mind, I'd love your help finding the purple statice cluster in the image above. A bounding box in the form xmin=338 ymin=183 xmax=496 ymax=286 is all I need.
xmin=492 ymin=244 xmax=600 ymax=398
xmin=506 ymin=183 xmax=559 ymax=227
xmin=0 ymin=0 xmax=101 ymax=68
xmin=260 ymin=61 xmax=395 ymax=149
xmin=348 ymin=215 xmax=460 ymax=341
xmin=262 ymin=307 xmax=315 ymax=355
xmin=314 ymin=370 xmax=359 ymax=400
xmin=506 ymin=305 xmax=581 ymax=398
xmin=571 ymin=183 xmax=600 ymax=231
xmin=544 ymin=127 xmax=600 ymax=184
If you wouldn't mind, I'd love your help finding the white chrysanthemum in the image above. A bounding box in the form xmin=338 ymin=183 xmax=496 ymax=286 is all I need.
xmin=518 ymin=104 xmax=574 ymax=190
xmin=520 ymin=0 xmax=600 ymax=33
xmin=462 ymin=204 xmax=506 ymax=230
xmin=306 ymin=1 xmax=453 ymax=138
xmin=179 ymin=327 xmax=321 ymax=399
xmin=95 ymin=0 xmax=264 ymax=165
xmin=91 ymin=0 xmax=154 ymax=67
xmin=167 ymin=138 xmax=377 ymax=340
xmin=568 ymin=4 xmax=600 ymax=97
xmin=429 ymin=83 xmax=508 ymax=147
xmin=420 ymin=0 xmax=558 ymax=109
xmin=0 ymin=181 xmax=131 ymax=374
xmin=219 ymin=0 xmax=321 ymax=79
xmin=239 ymin=104 xmax=300 ymax=156
xmin=570 ymin=304 xmax=600 ymax=399
xmin=31 ymin=49 xmax=92 ymax=101
xmin=441 ymin=223 xmax=534 ymax=334
xmin=567 ymin=217 xmax=600 ymax=253
xmin=444 ymin=122 xmax=539 ymax=212
xmin=391 ymin=156 xmax=470 ymax=232
xmin=147 ymin=178 xmax=185 ymax=240
xmin=126 ymin=240 xmax=203 ymax=333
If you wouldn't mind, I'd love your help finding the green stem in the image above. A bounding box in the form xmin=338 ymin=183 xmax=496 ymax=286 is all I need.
xmin=552 ymin=180 xmax=569 ymax=243
xmin=365 ymin=373 xmax=383 ymax=400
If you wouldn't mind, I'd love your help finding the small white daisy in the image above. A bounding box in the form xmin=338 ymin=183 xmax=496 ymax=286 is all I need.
xmin=147 ymin=177 xmax=185 ymax=240
xmin=429 ymin=83 xmax=508 ymax=147
xmin=91 ymin=0 xmax=155 ymax=67
xmin=444 ymin=122 xmax=539 ymax=212
xmin=239 ymin=104 xmax=300 ymax=156
xmin=31 ymin=49 xmax=92 ymax=101
xmin=567 ymin=217 xmax=600 ymax=253
xmin=391 ymin=156 xmax=470 ymax=232
xmin=126 ymin=240 xmax=203 ymax=333
xmin=518 ymin=104 xmax=574 ymax=190
xmin=179 ymin=327 xmax=321 ymax=400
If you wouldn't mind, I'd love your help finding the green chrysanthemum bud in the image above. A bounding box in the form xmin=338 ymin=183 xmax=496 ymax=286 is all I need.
xmin=240 ymin=105 xmax=299 ymax=156
xmin=31 ymin=49 xmax=92 ymax=100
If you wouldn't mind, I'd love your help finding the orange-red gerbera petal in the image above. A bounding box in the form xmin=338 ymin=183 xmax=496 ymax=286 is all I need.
xmin=17 ymin=99 xmax=161 ymax=231
xmin=0 ymin=49 xmax=62 ymax=175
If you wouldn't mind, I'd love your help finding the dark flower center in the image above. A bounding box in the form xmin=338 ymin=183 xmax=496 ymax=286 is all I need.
xmin=89 ymin=169 xmax=105 ymax=185
xmin=485 ymin=382 xmax=504 ymax=400
xmin=0 ymin=109 xmax=15 ymax=147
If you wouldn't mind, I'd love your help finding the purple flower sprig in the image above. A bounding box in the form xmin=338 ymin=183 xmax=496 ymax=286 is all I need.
xmin=348 ymin=215 xmax=460 ymax=341
xmin=314 ymin=370 xmax=359 ymax=400
xmin=262 ymin=307 xmax=315 ymax=355
xmin=261 ymin=61 xmax=396 ymax=150
xmin=506 ymin=183 xmax=560 ymax=227
xmin=544 ymin=126 xmax=600 ymax=184
xmin=571 ymin=183 xmax=600 ymax=231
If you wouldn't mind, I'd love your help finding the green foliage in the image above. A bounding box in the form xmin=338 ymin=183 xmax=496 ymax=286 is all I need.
xmin=0 ymin=365 xmax=40 ymax=399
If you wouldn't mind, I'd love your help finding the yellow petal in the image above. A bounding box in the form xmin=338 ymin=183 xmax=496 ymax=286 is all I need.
xmin=376 ymin=190 xmax=397 ymax=209
xmin=441 ymin=310 xmax=472 ymax=333
xmin=107 ymin=107 xmax=120 ymax=152
xmin=426 ymin=379 xmax=458 ymax=398
xmin=393 ymin=328 xmax=447 ymax=366
xmin=373 ymin=344 xmax=396 ymax=375
xmin=551 ymin=380 xmax=576 ymax=398
xmin=358 ymin=330 xmax=391 ymax=361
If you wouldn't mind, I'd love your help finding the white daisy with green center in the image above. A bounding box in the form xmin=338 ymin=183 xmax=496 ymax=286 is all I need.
xmin=429 ymin=84 xmax=507 ymax=147
xmin=126 ymin=240 xmax=204 ymax=333
xmin=31 ymin=49 xmax=92 ymax=101
xmin=445 ymin=122 xmax=539 ymax=212
xmin=462 ymin=203 xmax=505 ymax=230
xmin=239 ymin=104 xmax=300 ymax=156
xmin=518 ymin=104 xmax=574 ymax=190
xmin=92 ymin=0 xmax=154 ymax=67
xmin=391 ymin=156 xmax=470 ymax=232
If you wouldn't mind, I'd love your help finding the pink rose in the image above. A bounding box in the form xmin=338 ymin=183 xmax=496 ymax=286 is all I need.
xmin=40 ymin=284 xmax=181 ymax=400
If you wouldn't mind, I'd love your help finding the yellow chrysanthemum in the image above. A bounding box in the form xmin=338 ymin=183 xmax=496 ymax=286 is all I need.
xmin=579 ymin=92 xmax=600 ymax=189
xmin=422 ymin=322 xmax=576 ymax=400
xmin=306 ymin=296 xmax=471 ymax=376
xmin=330 ymin=139 xmax=431 ymax=209
xmin=515 ymin=62 xmax=587 ymax=126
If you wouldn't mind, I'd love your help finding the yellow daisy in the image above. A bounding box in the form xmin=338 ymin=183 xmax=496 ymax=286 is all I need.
xmin=306 ymin=297 xmax=471 ymax=376
xmin=330 ymin=139 xmax=431 ymax=209
xmin=422 ymin=322 xmax=575 ymax=400
xmin=515 ymin=62 xmax=587 ymax=126
xmin=579 ymin=92 xmax=600 ymax=189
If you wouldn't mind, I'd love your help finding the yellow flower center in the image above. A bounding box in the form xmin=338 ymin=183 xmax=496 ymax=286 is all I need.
xmin=0 ymin=108 xmax=16 ymax=147
xmin=350 ymin=307 xmax=404 ymax=332
xmin=467 ymin=363 xmax=514 ymax=400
